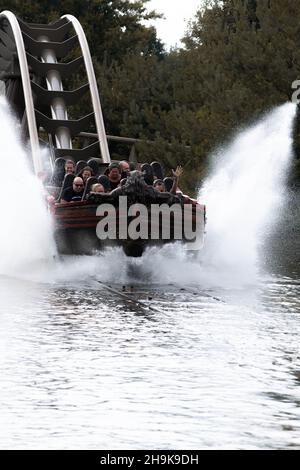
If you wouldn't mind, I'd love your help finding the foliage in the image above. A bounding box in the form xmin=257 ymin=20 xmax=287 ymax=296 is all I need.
xmin=0 ymin=0 xmax=164 ymax=61
xmin=2 ymin=0 xmax=300 ymax=190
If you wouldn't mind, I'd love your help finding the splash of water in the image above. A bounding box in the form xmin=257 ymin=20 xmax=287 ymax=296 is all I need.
xmin=27 ymin=103 xmax=297 ymax=288
xmin=199 ymin=102 xmax=296 ymax=284
xmin=104 ymin=102 xmax=295 ymax=289
xmin=0 ymin=99 xmax=295 ymax=288
xmin=0 ymin=96 xmax=56 ymax=277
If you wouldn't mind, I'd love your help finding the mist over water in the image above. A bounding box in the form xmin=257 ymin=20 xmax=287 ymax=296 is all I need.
xmin=104 ymin=102 xmax=297 ymax=288
xmin=0 ymin=97 xmax=56 ymax=277
xmin=199 ymin=102 xmax=297 ymax=285
xmin=0 ymin=99 xmax=296 ymax=288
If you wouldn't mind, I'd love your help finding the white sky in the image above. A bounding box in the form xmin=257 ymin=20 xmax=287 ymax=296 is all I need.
xmin=145 ymin=0 xmax=203 ymax=49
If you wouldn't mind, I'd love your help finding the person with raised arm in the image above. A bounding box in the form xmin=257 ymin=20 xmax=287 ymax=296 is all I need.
xmin=170 ymin=165 xmax=183 ymax=194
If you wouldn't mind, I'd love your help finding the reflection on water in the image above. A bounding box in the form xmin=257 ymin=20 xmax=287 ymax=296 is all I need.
xmin=0 ymin=268 xmax=300 ymax=449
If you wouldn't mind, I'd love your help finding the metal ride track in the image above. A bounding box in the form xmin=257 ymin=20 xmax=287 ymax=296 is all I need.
xmin=0 ymin=10 xmax=206 ymax=260
xmin=0 ymin=10 xmax=111 ymax=174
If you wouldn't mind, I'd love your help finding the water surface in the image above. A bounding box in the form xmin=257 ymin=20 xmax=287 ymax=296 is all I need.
xmin=0 ymin=255 xmax=299 ymax=450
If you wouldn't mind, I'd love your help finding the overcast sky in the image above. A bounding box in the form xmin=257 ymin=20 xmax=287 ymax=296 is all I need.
xmin=145 ymin=0 xmax=202 ymax=49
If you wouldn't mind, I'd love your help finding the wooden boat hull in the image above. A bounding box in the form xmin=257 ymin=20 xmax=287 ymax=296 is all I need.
xmin=54 ymin=200 xmax=205 ymax=257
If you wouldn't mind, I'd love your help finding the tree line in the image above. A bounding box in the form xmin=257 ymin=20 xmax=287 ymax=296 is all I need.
xmin=1 ymin=0 xmax=300 ymax=193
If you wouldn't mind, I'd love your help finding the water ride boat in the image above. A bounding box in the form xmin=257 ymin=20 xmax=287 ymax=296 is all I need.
xmin=0 ymin=11 xmax=205 ymax=257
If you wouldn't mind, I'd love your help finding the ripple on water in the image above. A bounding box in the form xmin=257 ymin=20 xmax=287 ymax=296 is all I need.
xmin=0 ymin=273 xmax=300 ymax=449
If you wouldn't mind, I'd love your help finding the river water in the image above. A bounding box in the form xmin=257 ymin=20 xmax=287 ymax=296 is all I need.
xmin=0 ymin=253 xmax=299 ymax=450
xmin=0 ymin=100 xmax=299 ymax=449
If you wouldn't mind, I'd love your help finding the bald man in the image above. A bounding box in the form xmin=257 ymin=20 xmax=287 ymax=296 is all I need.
xmin=61 ymin=177 xmax=84 ymax=203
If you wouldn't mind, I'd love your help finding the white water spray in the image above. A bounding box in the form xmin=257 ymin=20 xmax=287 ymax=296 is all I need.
xmin=35 ymin=103 xmax=297 ymax=288
xmin=0 ymin=96 xmax=56 ymax=277
xmin=0 ymin=98 xmax=295 ymax=287
xmin=199 ymin=102 xmax=296 ymax=283
xmin=97 ymin=102 xmax=295 ymax=289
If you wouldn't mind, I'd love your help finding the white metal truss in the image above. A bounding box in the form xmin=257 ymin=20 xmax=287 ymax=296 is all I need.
xmin=62 ymin=14 xmax=111 ymax=163
xmin=0 ymin=10 xmax=42 ymax=173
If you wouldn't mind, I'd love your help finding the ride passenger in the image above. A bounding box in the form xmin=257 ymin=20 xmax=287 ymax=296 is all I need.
xmin=77 ymin=166 xmax=93 ymax=184
xmin=153 ymin=179 xmax=165 ymax=192
xmin=64 ymin=159 xmax=75 ymax=175
xmin=119 ymin=160 xmax=130 ymax=172
xmin=107 ymin=162 xmax=122 ymax=189
xmin=119 ymin=160 xmax=131 ymax=180
xmin=61 ymin=177 xmax=84 ymax=203
xmin=153 ymin=166 xmax=183 ymax=194
xmin=90 ymin=183 xmax=105 ymax=193
xmin=170 ymin=165 xmax=183 ymax=193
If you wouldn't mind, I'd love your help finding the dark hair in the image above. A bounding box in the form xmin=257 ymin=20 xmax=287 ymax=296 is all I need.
xmin=77 ymin=165 xmax=93 ymax=177
xmin=108 ymin=162 xmax=121 ymax=171
xmin=153 ymin=179 xmax=164 ymax=187
xmin=65 ymin=159 xmax=75 ymax=166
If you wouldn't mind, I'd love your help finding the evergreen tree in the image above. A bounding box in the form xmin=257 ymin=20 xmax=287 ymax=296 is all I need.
xmin=2 ymin=0 xmax=300 ymax=190
xmin=182 ymin=0 xmax=300 ymax=184
xmin=0 ymin=0 xmax=164 ymax=61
